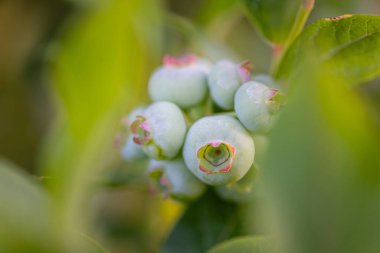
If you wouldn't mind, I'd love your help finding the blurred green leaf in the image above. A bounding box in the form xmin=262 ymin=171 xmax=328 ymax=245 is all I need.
xmin=40 ymin=0 xmax=162 ymax=251
xmin=264 ymin=62 xmax=380 ymax=253
xmin=80 ymin=232 xmax=110 ymax=253
xmin=0 ymin=159 xmax=58 ymax=253
xmin=162 ymin=190 xmax=248 ymax=253
xmin=241 ymin=0 xmax=308 ymax=44
xmin=64 ymin=0 xmax=107 ymax=8
xmin=276 ymin=14 xmax=380 ymax=84
xmin=196 ymin=0 xmax=240 ymax=26
xmin=207 ymin=236 xmax=274 ymax=253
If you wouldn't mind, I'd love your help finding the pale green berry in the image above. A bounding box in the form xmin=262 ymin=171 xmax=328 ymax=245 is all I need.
xmin=183 ymin=115 xmax=255 ymax=186
xmin=130 ymin=101 xmax=186 ymax=159
xmin=208 ymin=60 xmax=252 ymax=110
xmin=148 ymin=54 xmax=208 ymax=108
xmin=117 ymin=106 xmax=146 ymax=161
xmin=252 ymin=74 xmax=278 ymax=88
xmin=194 ymin=57 xmax=213 ymax=74
xmin=120 ymin=135 xmax=146 ymax=161
xmin=215 ymin=164 xmax=258 ymax=203
xmin=148 ymin=159 xmax=206 ymax=201
xmin=125 ymin=106 xmax=146 ymax=124
xmin=235 ymin=81 xmax=283 ymax=133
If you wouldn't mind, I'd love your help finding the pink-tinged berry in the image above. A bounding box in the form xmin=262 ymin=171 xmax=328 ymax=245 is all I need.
xmin=208 ymin=60 xmax=253 ymax=110
xmin=130 ymin=101 xmax=187 ymax=159
xmin=148 ymin=54 xmax=209 ymax=108
xmin=183 ymin=115 xmax=255 ymax=186
xmin=197 ymin=141 xmax=235 ymax=174
xmin=117 ymin=106 xmax=147 ymax=161
xmin=130 ymin=115 xmax=152 ymax=145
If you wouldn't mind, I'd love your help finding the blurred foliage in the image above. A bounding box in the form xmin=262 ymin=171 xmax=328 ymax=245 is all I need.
xmin=264 ymin=62 xmax=380 ymax=253
xmin=207 ymin=236 xmax=274 ymax=253
xmin=163 ymin=190 xmax=249 ymax=253
xmin=241 ymin=0 xmax=305 ymax=44
xmin=39 ymin=0 xmax=163 ymax=251
xmin=0 ymin=160 xmax=56 ymax=253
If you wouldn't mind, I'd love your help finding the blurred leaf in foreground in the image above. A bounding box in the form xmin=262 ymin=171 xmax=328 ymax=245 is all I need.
xmin=264 ymin=59 xmax=380 ymax=253
xmin=162 ymin=190 xmax=248 ymax=253
xmin=40 ymin=0 xmax=162 ymax=251
xmin=0 ymin=159 xmax=58 ymax=253
xmin=207 ymin=236 xmax=274 ymax=253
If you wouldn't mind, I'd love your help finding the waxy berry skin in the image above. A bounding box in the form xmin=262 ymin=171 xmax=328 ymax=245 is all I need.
xmin=121 ymin=135 xmax=146 ymax=161
xmin=118 ymin=106 xmax=147 ymax=161
xmin=208 ymin=60 xmax=252 ymax=110
xmin=183 ymin=115 xmax=255 ymax=186
xmin=148 ymin=55 xmax=208 ymax=109
xmin=215 ymin=164 xmax=258 ymax=203
xmin=130 ymin=101 xmax=187 ymax=159
xmin=252 ymin=74 xmax=278 ymax=88
xmin=235 ymin=81 xmax=282 ymax=133
xmin=148 ymin=159 xmax=206 ymax=201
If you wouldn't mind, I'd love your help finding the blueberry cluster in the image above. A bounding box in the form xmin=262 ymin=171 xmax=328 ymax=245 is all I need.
xmin=118 ymin=54 xmax=284 ymax=202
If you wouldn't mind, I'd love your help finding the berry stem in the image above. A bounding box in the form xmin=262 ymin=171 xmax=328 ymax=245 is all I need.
xmin=164 ymin=12 xmax=202 ymax=46
xmin=270 ymin=0 xmax=315 ymax=76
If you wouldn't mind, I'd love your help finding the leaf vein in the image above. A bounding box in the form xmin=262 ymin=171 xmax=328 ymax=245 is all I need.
xmin=321 ymin=30 xmax=380 ymax=61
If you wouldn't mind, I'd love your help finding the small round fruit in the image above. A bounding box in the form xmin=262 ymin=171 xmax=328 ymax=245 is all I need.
xmin=208 ymin=60 xmax=252 ymax=110
xmin=116 ymin=106 xmax=146 ymax=161
xmin=183 ymin=115 xmax=255 ymax=186
xmin=148 ymin=54 xmax=208 ymax=109
xmin=120 ymin=135 xmax=146 ymax=161
xmin=215 ymin=164 xmax=258 ymax=203
xmin=148 ymin=159 xmax=206 ymax=201
xmin=130 ymin=101 xmax=187 ymax=159
xmin=252 ymin=74 xmax=278 ymax=88
xmin=235 ymin=81 xmax=283 ymax=133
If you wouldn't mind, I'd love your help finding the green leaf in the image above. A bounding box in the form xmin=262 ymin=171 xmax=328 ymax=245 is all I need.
xmin=196 ymin=0 xmax=240 ymax=26
xmin=276 ymin=14 xmax=380 ymax=85
xmin=40 ymin=0 xmax=162 ymax=250
xmin=264 ymin=63 xmax=380 ymax=253
xmin=0 ymin=159 xmax=57 ymax=253
xmin=63 ymin=0 xmax=107 ymax=8
xmin=79 ymin=232 xmax=110 ymax=253
xmin=162 ymin=190 xmax=248 ymax=253
xmin=241 ymin=0 xmax=311 ymax=44
xmin=207 ymin=236 xmax=274 ymax=253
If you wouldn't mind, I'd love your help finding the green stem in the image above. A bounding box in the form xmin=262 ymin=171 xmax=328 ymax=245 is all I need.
xmin=164 ymin=12 xmax=202 ymax=45
xmin=270 ymin=0 xmax=315 ymax=76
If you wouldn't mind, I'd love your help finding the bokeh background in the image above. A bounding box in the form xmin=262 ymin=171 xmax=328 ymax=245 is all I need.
xmin=0 ymin=0 xmax=379 ymax=253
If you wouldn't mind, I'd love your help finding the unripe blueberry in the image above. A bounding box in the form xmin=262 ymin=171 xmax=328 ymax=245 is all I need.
xmin=148 ymin=159 xmax=206 ymax=201
xmin=121 ymin=135 xmax=146 ymax=161
xmin=117 ymin=106 xmax=147 ymax=161
xmin=148 ymin=54 xmax=209 ymax=108
xmin=235 ymin=81 xmax=283 ymax=133
xmin=252 ymin=74 xmax=278 ymax=88
xmin=208 ymin=60 xmax=252 ymax=110
xmin=183 ymin=115 xmax=255 ymax=186
xmin=126 ymin=106 xmax=146 ymax=123
xmin=130 ymin=101 xmax=186 ymax=159
xmin=215 ymin=164 xmax=258 ymax=203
